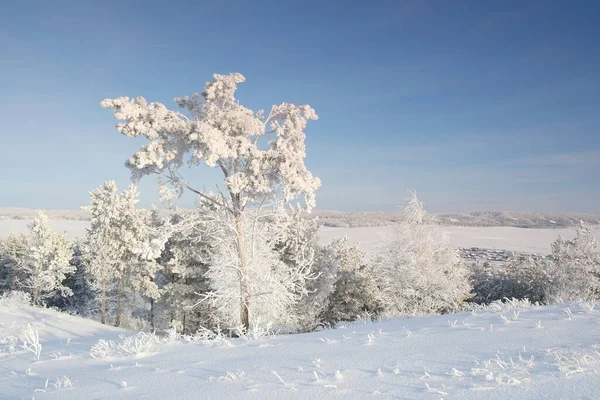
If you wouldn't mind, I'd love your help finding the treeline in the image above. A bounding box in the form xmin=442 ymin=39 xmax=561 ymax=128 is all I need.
xmin=1 ymin=188 xmax=599 ymax=337
xmin=0 ymin=188 xmax=471 ymax=335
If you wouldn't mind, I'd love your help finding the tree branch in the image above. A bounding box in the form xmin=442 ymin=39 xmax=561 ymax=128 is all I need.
xmin=157 ymin=170 xmax=233 ymax=214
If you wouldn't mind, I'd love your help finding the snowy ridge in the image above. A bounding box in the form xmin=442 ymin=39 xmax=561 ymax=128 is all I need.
xmin=2 ymin=300 xmax=600 ymax=399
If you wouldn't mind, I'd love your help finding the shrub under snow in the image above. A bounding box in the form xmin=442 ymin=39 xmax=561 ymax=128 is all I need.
xmin=90 ymin=332 xmax=160 ymax=359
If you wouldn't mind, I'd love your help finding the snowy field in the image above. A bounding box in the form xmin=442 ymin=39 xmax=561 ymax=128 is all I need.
xmin=0 ymin=219 xmax=89 ymax=240
xmin=320 ymin=225 xmax=600 ymax=255
xmin=2 ymin=219 xmax=599 ymax=254
xmin=2 ymin=300 xmax=600 ymax=399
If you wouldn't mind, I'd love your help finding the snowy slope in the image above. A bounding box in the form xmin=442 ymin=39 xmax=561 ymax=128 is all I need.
xmin=2 ymin=300 xmax=600 ymax=399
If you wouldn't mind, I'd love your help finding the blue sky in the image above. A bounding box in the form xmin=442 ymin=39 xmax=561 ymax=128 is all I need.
xmin=1 ymin=0 xmax=599 ymax=212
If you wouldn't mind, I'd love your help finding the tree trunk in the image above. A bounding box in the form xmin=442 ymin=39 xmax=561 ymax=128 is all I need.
xmin=235 ymin=212 xmax=250 ymax=332
xmin=149 ymin=297 xmax=155 ymax=331
xmin=100 ymin=280 xmax=106 ymax=325
xmin=32 ymin=286 xmax=40 ymax=306
xmin=114 ymin=274 xmax=123 ymax=327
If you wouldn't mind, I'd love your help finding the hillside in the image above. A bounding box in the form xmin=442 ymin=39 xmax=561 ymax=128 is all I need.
xmin=1 ymin=298 xmax=600 ymax=399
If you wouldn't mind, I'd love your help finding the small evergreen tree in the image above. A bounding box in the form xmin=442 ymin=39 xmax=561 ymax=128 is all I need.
xmin=0 ymin=233 xmax=29 ymax=294
xmin=154 ymin=211 xmax=212 ymax=334
xmin=321 ymin=236 xmax=382 ymax=326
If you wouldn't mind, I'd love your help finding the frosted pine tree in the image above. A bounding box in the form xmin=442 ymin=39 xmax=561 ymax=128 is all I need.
xmin=152 ymin=210 xmax=212 ymax=333
xmin=0 ymin=233 xmax=29 ymax=294
xmin=321 ymin=236 xmax=382 ymax=326
xmin=57 ymin=240 xmax=95 ymax=317
xmin=373 ymin=192 xmax=471 ymax=315
xmin=102 ymin=73 xmax=320 ymax=331
xmin=17 ymin=213 xmax=73 ymax=305
xmin=83 ymin=182 xmax=162 ymax=326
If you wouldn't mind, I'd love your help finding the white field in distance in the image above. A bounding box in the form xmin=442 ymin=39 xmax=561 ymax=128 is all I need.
xmin=2 ymin=217 xmax=600 ymax=255
xmin=319 ymin=225 xmax=600 ymax=255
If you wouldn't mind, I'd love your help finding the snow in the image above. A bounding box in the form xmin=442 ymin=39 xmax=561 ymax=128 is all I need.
xmin=319 ymin=225 xmax=600 ymax=255
xmin=2 ymin=300 xmax=600 ymax=399
xmin=2 ymin=220 xmax=600 ymax=255
xmin=0 ymin=219 xmax=88 ymax=239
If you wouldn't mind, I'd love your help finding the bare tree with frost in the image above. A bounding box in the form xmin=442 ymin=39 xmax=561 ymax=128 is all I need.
xmin=373 ymin=192 xmax=471 ymax=315
xmin=176 ymin=200 xmax=315 ymax=332
xmin=101 ymin=73 xmax=320 ymax=331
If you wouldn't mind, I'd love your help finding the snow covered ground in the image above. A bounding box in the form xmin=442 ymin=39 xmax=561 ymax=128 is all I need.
xmin=2 ymin=219 xmax=599 ymax=255
xmin=0 ymin=219 xmax=88 ymax=240
xmin=2 ymin=299 xmax=600 ymax=399
xmin=319 ymin=225 xmax=600 ymax=255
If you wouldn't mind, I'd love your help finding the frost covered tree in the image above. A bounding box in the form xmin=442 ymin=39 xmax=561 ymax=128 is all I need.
xmin=82 ymin=181 xmax=162 ymax=326
xmin=471 ymin=254 xmax=551 ymax=304
xmin=292 ymin=245 xmax=337 ymax=332
xmin=183 ymin=201 xmax=316 ymax=332
xmin=546 ymin=222 xmax=600 ymax=301
xmin=373 ymin=192 xmax=471 ymax=315
xmin=55 ymin=240 xmax=95 ymax=316
xmin=101 ymin=73 xmax=320 ymax=331
xmin=0 ymin=233 xmax=29 ymax=294
xmin=16 ymin=213 xmax=73 ymax=305
xmin=273 ymin=211 xmax=335 ymax=331
xmin=152 ymin=211 xmax=212 ymax=333
xmin=321 ymin=236 xmax=382 ymax=326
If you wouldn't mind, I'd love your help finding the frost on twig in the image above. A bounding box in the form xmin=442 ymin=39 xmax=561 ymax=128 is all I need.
xmin=90 ymin=332 xmax=160 ymax=359
xmin=20 ymin=324 xmax=42 ymax=361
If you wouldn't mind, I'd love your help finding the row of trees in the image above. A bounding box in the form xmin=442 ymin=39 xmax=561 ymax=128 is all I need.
xmin=2 ymin=191 xmax=598 ymax=334
xmin=0 ymin=189 xmax=473 ymax=334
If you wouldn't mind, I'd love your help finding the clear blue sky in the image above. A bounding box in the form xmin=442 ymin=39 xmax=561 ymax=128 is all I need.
xmin=1 ymin=0 xmax=599 ymax=213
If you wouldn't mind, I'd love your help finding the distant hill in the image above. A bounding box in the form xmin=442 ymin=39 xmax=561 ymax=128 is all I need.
xmin=1 ymin=207 xmax=599 ymax=229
